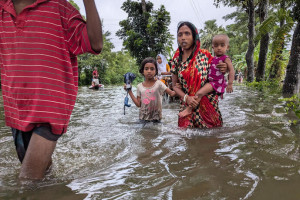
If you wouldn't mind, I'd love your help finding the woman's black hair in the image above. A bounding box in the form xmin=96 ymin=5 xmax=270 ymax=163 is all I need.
xmin=177 ymin=21 xmax=197 ymax=42
xmin=139 ymin=57 xmax=158 ymax=75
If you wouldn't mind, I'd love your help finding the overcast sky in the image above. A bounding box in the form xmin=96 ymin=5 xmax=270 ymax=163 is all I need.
xmin=73 ymin=0 xmax=236 ymax=51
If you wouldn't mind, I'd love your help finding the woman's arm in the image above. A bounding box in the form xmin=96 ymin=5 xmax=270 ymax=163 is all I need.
xmin=172 ymin=74 xmax=198 ymax=107
xmin=83 ymin=0 xmax=103 ymax=53
xmin=216 ymin=61 xmax=228 ymax=73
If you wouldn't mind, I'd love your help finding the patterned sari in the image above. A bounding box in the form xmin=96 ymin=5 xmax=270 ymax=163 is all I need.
xmin=171 ymin=24 xmax=222 ymax=128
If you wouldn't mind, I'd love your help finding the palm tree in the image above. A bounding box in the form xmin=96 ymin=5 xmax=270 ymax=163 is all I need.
xmin=199 ymin=19 xmax=225 ymax=53
xmin=256 ymin=0 xmax=270 ymax=82
xmin=223 ymin=8 xmax=249 ymax=57
xmin=282 ymin=0 xmax=300 ymax=96
xmin=268 ymin=2 xmax=295 ymax=80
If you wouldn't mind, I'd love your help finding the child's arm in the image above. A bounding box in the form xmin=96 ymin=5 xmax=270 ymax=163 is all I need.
xmin=128 ymin=90 xmax=141 ymax=107
xmin=83 ymin=0 xmax=103 ymax=53
xmin=225 ymin=58 xmax=234 ymax=93
xmin=165 ymin=88 xmax=176 ymax=97
xmin=124 ymin=84 xmax=141 ymax=107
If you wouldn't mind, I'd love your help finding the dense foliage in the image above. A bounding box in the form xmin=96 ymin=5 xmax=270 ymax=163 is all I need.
xmin=68 ymin=0 xmax=141 ymax=86
xmin=199 ymin=20 xmax=225 ymax=53
xmin=67 ymin=0 xmax=299 ymax=96
xmin=77 ymin=32 xmax=141 ymax=86
xmin=116 ymin=0 xmax=173 ymax=65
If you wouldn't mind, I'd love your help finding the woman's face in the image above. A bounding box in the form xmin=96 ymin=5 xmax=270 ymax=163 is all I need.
xmin=157 ymin=56 xmax=162 ymax=64
xmin=177 ymin=25 xmax=194 ymax=51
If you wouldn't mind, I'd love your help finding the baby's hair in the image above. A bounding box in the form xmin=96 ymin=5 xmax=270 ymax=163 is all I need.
xmin=212 ymin=34 xmax=230 ymax=45
xmin=139 ymin=57 xmax=158 ymax=75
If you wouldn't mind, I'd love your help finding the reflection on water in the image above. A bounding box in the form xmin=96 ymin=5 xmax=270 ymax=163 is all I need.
xmin=0 ymin=85 xmax=299 ymax=199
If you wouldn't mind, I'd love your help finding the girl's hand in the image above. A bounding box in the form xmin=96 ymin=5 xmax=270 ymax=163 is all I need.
xmin=123 ymin=84 xmax=127 ymax=91
xmin=170 ymin=91 xmax=176 ymax=97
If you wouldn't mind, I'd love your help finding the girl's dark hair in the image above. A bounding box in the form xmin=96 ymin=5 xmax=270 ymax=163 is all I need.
xmin=177 ymin=21 xmax=197 ymax=42
xmin=139 ymin=57 xmax=158 ymax=75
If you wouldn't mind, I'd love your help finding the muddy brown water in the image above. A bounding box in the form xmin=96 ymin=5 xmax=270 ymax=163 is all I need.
xmin=0 ymin=85 xmax=299 ymax=200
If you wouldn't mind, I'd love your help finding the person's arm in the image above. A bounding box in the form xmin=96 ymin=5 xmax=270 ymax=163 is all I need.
xmin=161 ymin=63 xmax=172 ymax=75
xmin=225 ymin=58 xmax=234 ymax=93
xmin=165 ymin=88 xmax=176 ymax=97
xmin=128 ymin=90 xmax=141 ymax=107
xmin=216 ymin=61 xmax=228 ymax=74
xmin=172 ymin=74 xmax=184 ymax=98
xmin=161 ymin=72 xmax=172 ymax=75
xmin=124 ymin=84 xmax=141 ymax=107
xmin=172 ymin=74 xmax=198 ymax=107
xmin=83 ymin=0 xmax=103 ymax=53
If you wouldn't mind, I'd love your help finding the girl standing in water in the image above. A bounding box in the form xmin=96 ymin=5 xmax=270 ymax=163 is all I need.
xmin=125 ymin=57 xmax=176 ymax=122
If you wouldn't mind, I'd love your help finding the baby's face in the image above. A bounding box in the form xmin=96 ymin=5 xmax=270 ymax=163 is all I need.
xmin=212 ymin=36 xmax=229 ymax=57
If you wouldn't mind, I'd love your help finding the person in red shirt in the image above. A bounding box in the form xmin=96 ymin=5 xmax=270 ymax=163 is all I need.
xmin=0 ymin=0 xmax=103 ymax=179
xmin=91 ymin=67 xmax=99 ymax=86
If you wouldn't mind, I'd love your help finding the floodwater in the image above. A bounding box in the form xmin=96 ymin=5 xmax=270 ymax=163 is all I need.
xmin=0 ymin=85 xmax=299 ymax=200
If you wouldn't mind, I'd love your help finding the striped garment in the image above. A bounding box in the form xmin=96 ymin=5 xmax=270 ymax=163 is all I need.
xmin=0 ymin=0 xmax=98 ymax=135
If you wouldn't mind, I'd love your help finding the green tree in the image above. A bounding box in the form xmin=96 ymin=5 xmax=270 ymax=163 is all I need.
xmin=68 ymin=0 xmax=140 ymax=86
xmin=199 ymin=20 xmax=225 ymax=53
xmin=78 ymin=31 xmax=139 ymax=85
xmin=223 ymin=8 xmax=249 ymax=57
xmin=68 ymin=0 xmax=80 ymax=11
xmin=256 ymin=0 xmax=270 ymax=82
xmin=283 ymin=0 xmax=300 ymax=96
xmin=268 ymin=1 xmax=295 ymax=80
xmin=116 ymin=0 xmax=173 ymax=65
xmin=77 ymin=31 xmax=114 ymax=85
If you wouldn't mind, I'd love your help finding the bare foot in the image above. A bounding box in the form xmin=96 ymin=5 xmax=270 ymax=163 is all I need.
xmin=178 ymin=107 xmax=193 ymax=118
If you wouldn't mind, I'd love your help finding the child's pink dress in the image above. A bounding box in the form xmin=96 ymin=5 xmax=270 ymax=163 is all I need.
xmin=208 ymin=55 xmax=229 ymax=95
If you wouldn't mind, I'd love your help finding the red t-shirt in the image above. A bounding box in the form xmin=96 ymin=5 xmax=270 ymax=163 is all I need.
xmin=0 ymin=0 xmax=98 ymax=135
xmin=92 ymin=70 xmax=98 ymax=78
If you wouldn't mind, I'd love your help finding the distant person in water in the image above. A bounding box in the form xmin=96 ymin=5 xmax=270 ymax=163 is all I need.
xmin=237 ymin=69 xmax=243 ymax=83
xmin=178 ymin=34 xmax=234 ymax=118
xmin=124 ymin=57 xmax=176 ymax=122
xmin=91 ymin=67 xmax=100 ymax=87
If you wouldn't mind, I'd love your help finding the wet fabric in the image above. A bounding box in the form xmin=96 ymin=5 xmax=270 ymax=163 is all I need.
xmin=12 ymin=126 xmax=60 ymax=163
xmin=0 ymin=0 xmax=98 ymax=135
xmin=137 ymin=80 xmax=167 ymax=121
xmin=170 ymin=22 xmax=223 ymax=128
xmin=209 ymin=55 xmax=229 ymax=94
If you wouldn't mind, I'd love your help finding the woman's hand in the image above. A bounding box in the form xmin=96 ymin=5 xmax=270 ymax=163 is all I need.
xmin=186 ymin=95 xmax=199 ymax=108
xmin=216 ymin=61 xmax=228 ymax=74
